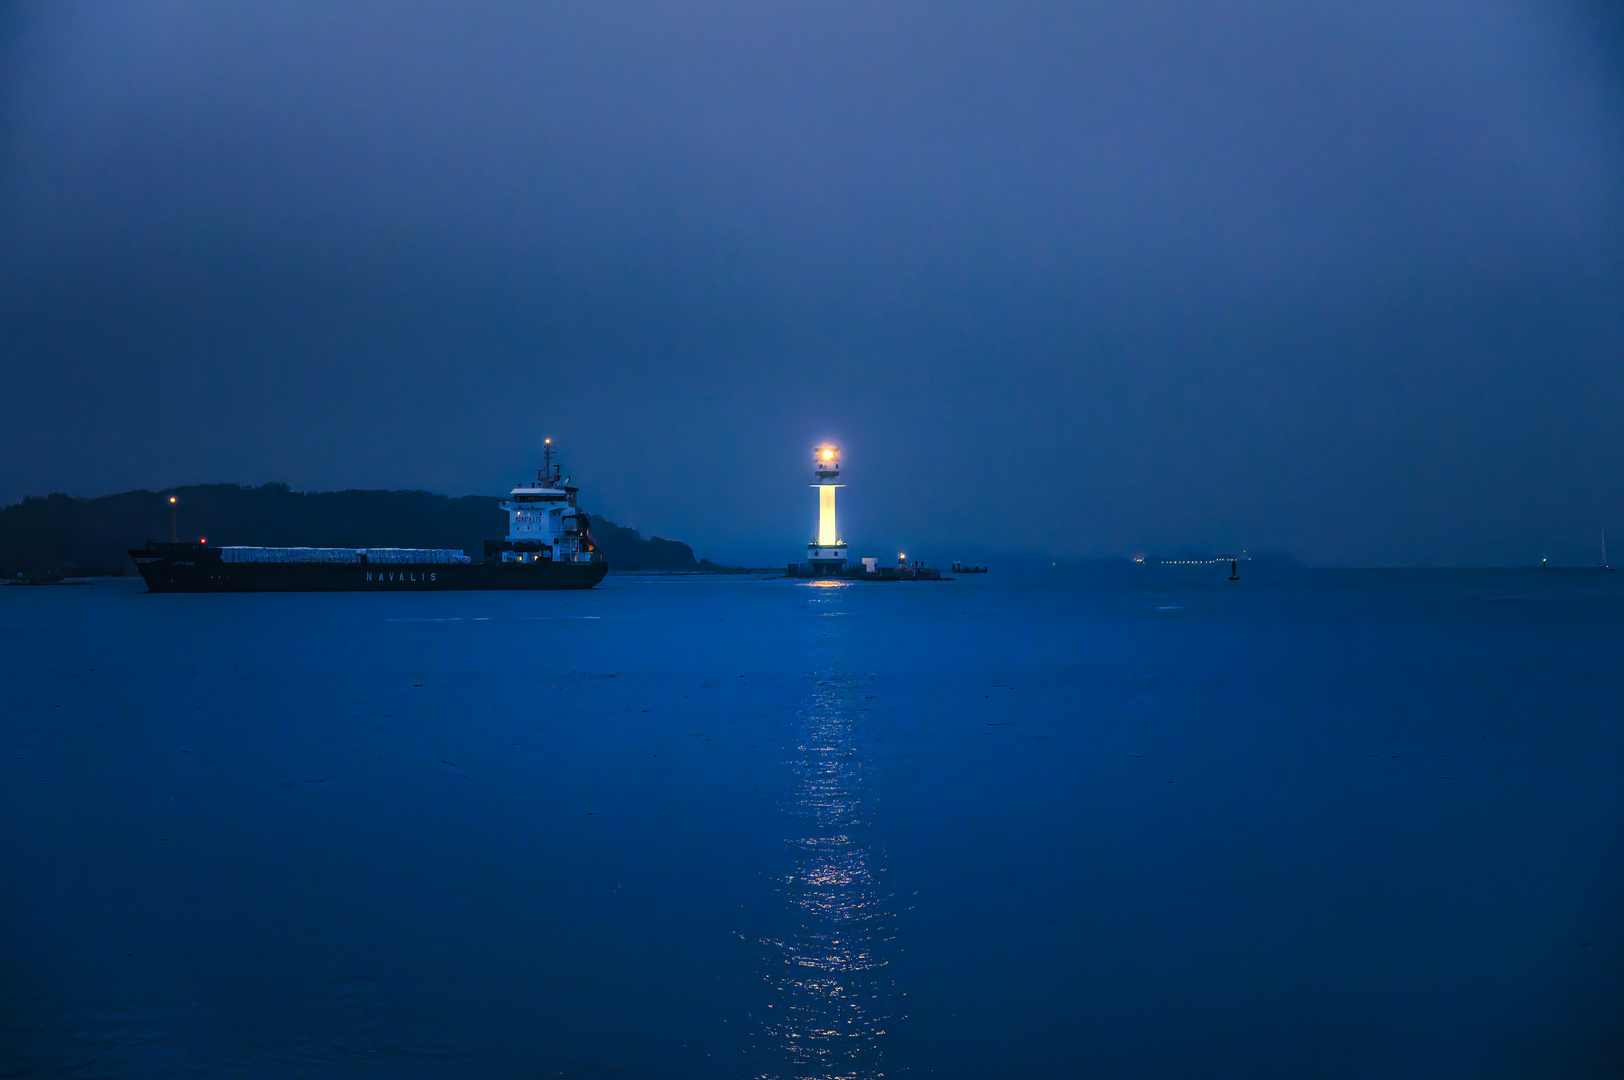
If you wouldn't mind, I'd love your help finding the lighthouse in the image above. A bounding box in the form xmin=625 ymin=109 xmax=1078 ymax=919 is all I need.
xmin=807 ymin=444 xmax=848 ymax=574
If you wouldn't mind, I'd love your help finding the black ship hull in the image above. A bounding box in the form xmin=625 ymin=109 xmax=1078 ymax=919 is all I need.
xmin=129 ymin=550 xmax=608 ymax=593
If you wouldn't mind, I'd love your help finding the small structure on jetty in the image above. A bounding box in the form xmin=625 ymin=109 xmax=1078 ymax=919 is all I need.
xmin=786 ymin=446 xmax=947 ymax=580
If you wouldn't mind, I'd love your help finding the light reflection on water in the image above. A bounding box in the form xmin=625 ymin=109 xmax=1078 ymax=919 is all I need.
xmin=753 ymin=667 xmax=895 ymax=1080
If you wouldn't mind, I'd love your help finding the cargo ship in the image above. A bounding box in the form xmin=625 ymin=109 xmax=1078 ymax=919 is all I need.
xmin=128 ymin=445 xmax=609 ymax=592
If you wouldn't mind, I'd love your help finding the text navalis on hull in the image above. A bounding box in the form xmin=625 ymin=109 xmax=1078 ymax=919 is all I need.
xmin=128 ymin=445 xmax=609 ymax=592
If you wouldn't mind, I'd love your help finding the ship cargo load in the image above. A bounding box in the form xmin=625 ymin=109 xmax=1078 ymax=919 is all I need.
xmin=218 ymin=547 xmax=472 ymax=564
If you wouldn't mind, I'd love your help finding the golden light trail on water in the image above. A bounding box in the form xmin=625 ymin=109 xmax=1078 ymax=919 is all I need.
xmin=750 ymin=659 xmax=896 ymax=1079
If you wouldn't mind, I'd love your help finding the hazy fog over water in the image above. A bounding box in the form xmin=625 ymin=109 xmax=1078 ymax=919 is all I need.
xmin=2 ymin=2 xmax=1622 ymax=565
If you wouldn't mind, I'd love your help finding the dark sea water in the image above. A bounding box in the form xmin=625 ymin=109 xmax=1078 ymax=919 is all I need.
xmin=2 ymin=569 xmax=1621 ymax=1079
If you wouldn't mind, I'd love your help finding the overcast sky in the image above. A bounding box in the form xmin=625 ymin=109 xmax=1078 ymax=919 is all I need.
xmin=2 ymin=1 xmax=1621 ymax=565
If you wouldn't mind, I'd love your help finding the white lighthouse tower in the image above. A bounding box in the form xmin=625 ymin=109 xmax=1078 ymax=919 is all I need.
xmin=806 ymin=444 xmax=848 ymax=574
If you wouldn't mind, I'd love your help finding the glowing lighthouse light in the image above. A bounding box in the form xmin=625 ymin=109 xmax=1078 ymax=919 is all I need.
xmin=807 ymin=444 xmax=848 ymax=575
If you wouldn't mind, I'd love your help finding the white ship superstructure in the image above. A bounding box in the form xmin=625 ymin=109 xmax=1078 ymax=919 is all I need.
xmin=493 ymin=440 xmax=602 ymax=565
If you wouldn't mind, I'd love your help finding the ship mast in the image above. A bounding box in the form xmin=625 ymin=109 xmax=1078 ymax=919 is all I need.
xmin=539 ymin=437 xmax=560 ymax=487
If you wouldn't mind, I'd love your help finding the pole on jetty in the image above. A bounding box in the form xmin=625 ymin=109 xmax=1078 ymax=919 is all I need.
xmin=169 ymin=496 xmax=178 ymax=543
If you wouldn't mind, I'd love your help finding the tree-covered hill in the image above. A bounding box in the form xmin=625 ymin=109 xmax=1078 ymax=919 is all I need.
xmin=0 ymin=483 xmax=698 ymax=578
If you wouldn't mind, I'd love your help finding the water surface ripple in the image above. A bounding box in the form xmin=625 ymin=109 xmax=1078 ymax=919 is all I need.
xmin=753 ymin=667 xmax=892 ymax=1079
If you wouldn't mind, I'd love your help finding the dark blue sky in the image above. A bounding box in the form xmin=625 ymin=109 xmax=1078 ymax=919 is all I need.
xmin=2 ymin=1 xmax=1621 ymax=565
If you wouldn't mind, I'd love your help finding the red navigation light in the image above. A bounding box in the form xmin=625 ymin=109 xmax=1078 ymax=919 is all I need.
xmin=199 ymin=538 xmax=207 ymax=544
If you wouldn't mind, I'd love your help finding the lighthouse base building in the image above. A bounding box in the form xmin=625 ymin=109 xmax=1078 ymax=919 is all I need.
xmin=806 ymin=541 xmax=849 ymax=575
